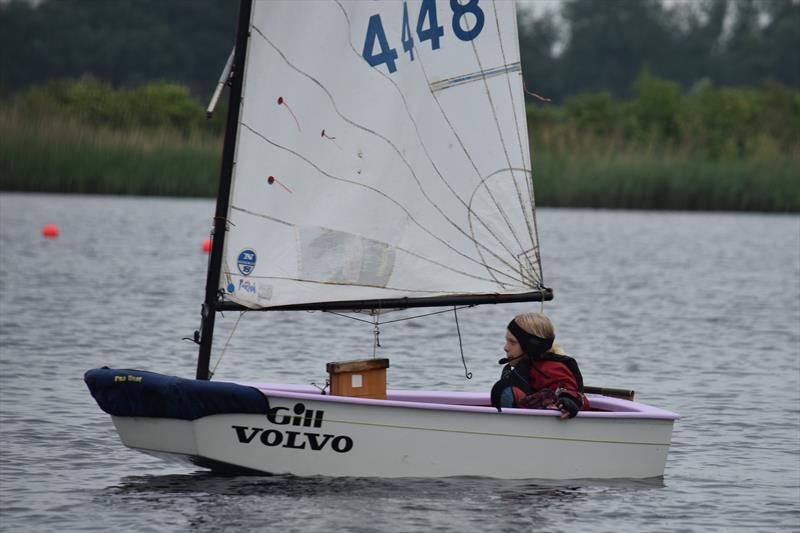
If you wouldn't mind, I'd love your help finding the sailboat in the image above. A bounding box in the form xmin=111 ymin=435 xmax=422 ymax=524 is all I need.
xmin=85 ymin=0 xmax=678 ymax=479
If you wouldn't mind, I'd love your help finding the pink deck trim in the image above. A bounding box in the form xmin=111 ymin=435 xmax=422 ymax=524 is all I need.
xmin=236 ymin=382 xmax=680 ymax=420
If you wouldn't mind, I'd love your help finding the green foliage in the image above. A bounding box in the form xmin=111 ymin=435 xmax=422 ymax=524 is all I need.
xmin=525 ymin=70 xmax=799 ymax=211
xmin=1 ymin=75 xmax=797 ymax=211
xmin=680 ymin=82 xmax=756 ymax=158
xmin=0 ymin=79 xmax=225 ymax=197
xmin=0 ymin=0 xmax=236 ymax=98
xmin=558 ymin=0 xmax=674 ymax=98
xmin=0 ymin=104 xmax=221 ymax=197
xmin=533 ymin=150 xmax=799 ymax=212
xmin=14 ymin=77 xmax=225 ymax=136
xmin=750 ymin=81 xmax=800 ymax=152
xmin=517 ymin=0 xmax=799 ymax=102
xmin=564 ymin=92 xmax=621 ymax=136
xmin=632 ymin=70 xmax=682 ymax=142
xmin=2 ymin=0 xmax=797 ymax=102
xmin=533 ymin=71 xmax=799 ymax=162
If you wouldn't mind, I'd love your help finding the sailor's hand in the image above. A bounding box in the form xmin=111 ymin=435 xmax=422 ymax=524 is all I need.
xmin=556 ymin=395 xmax=579 ymax=420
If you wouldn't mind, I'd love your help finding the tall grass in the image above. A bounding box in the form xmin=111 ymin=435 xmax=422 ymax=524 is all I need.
xmin=530 ymin=127 xmax=799 ymax=211
xmin=1 ymin=76 xmax=798 ymax=211
xmin=0 ymin=105 xmax=221 ymax=197
xmin=526 ymin=73 xmax=800 ymax=212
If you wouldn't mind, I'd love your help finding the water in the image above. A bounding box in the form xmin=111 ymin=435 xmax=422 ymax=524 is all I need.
xmin=1 ymin=192 xmax=798 ymax=532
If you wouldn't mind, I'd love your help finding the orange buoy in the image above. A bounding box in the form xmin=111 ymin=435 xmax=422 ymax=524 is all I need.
xmin=42 ymin=223 xmax=60 ymax=239
xmin=202 ymin=238 xmax=212 ymax=253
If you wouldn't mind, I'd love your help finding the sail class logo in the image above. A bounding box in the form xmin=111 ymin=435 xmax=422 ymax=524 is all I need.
xmin=237 ymin=249 xmax=257 ymax=276
xmin=238 ymin=279 xmax=257 ymax=294
xmin=231 ymin=402 xmax=354 ymax=453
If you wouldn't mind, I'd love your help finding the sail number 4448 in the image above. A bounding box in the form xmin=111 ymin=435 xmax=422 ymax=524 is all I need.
xmin=363 ymin=0 xmax=485 ymax=74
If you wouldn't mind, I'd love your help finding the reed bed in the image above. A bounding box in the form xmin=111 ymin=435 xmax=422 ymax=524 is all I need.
xmin=0 ymin=106 xmax=221 ymax=197
xmin=530 ymin=129 xmax=799 ymax=211
xmin=1 ymin=105 xmax=797 ymax=211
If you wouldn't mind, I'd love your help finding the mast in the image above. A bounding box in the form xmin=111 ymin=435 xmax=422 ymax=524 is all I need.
xmin=197 ymin=0 xmax=253 ymax=380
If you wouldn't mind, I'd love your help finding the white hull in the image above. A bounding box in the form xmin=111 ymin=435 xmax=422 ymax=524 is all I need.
xmin=109 ymin=385 xmax=677 ymax=479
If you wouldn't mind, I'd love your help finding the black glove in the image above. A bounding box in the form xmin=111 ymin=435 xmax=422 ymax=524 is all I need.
xmin=557 ymin=394 xmax=580 ymax=419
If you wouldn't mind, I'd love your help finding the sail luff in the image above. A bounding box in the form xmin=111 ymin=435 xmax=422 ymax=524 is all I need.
xmin=196 ymin=0 xmax=253 ymax=381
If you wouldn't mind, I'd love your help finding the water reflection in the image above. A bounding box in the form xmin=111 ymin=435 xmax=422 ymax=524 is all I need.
xmin=109 ymin=471 xmax=664 ymax=496
xmin=102 ymin=472 xmax=665 ymax=531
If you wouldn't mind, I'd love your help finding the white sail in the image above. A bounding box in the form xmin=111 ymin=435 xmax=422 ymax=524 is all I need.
xmin=221 ymin=0 xmax=543 ymax=309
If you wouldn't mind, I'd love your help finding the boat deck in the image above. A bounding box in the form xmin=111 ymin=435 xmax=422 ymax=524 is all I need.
xmin=238 ymin=382 xmax=680 ymax=420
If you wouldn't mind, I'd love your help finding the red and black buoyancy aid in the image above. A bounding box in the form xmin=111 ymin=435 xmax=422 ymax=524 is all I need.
xmin=495 ymin=353 xmax=589 ymax=411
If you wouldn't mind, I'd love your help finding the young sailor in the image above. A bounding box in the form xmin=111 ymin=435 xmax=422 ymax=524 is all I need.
xmin=490 ymin=313 xmax=589 ymax=419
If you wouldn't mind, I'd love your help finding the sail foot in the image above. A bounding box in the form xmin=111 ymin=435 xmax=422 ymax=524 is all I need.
xmin=218 ymin=288 xmax=553 ymax=312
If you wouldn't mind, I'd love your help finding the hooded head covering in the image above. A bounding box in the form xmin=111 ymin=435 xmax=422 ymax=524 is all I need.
xmin=507 ymin=319 xmax=553 ymax=359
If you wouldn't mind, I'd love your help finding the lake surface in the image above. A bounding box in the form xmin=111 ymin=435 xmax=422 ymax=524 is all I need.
xmin=1 ymin=192 xmax=798 ymax=532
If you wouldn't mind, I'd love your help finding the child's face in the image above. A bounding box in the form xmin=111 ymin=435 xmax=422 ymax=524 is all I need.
xmin=503 ymin=330 xmax=524 ymax=364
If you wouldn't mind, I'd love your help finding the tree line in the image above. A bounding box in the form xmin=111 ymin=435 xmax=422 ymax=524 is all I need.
xmin=2 ymin=0 xmax=796 ymax=210
xmin=0 ymin=0 xmax=236 ymax=99
xmin=1 ymin=0 xmax=798 ymax=101
xmin=519 ymin=0 xmax=799 ymax=102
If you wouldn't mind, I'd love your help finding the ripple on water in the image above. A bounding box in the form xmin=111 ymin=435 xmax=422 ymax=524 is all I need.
xmin=1 ymin=196 xmax=799 ymax=532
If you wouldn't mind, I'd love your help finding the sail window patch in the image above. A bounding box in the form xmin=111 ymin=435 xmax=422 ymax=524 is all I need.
xmin=297 ymin=228 xmax=395 ymax=287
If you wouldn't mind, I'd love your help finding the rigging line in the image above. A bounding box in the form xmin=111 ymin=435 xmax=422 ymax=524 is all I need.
xmin=435 ymin=2 xmax=536 ymax=276
xmin=411 ymin=25 xmax=534 ymax=278
xmin=323 ymin=305 xmax=475 ymax=325
xmin=458 ymin=14 xmax=536 ymax=277
xmin=238 ymin=124 xmax=523 ymax=285
xmin=494 ymin=7 xmax=536 ymax=226
xmin=466 ymin=167 xmax=542 ymax=286
xmin=229 ymin=204 xmax=523 ymax=286
xmin=209 ymin=310 xmax=246 ymax=379
xmin=326 ymin=3 xmax=516 ymax=260
xmin=491 ymin=5 xmax=538 ymax=270
xmin=249 ymin=23 xmax=520 ymax=282
xmin=407 ymin=13 xmax=530 ymax=262
xmin=497 ymin=13 xmax=544 ymax=281
xmin=453 ymin=306 xmax=473 ymax=380
xmin=530 ymin=203 xmax=545 ymax=285
xmin=372 ymin=309 xmax=381 ymax=357
xmin=322 ymin=6 xmax=524 ymax=281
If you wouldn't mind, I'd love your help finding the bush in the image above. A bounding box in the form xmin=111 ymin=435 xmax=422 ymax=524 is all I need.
xmin=564 ymin=92 xmax=622 ymax=136
xmin=13 ymin=77 xmax=226 ymax=136
xmin=680 ymin=81 xmax=756 ymax=158
xmin=632 ymin=69 xmax=682 ymax=143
